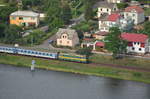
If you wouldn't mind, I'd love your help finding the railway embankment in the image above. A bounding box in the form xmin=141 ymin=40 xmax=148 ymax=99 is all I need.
xmin=0 ymin=53 xmax=150 ymax=84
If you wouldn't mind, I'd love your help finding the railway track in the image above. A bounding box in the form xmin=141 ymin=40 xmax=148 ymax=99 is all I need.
xmin=1 ymin=53 xmax=150 ymax=73
xmin=90 ymin=62 xmax=150 ymax=73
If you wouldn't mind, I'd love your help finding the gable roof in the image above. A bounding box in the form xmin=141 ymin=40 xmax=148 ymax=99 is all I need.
xmin=10 ymin=11 xmax=39 ymax=17
xmin=95 ymin=41 xmax=105 ymax=47
xmin=124 ymin=6 xmax=144 ymax=13
xmin=121 ymin=33 xmax=148 ymax=43
xmin=56 ymin=28 xmax=78 ymax=39
xmin=108 ymin=13 xmax=120 ymax=22
xmin=94 ymin=1 xmax=116 ymax=9
xmin=94 ymin=31 xmax=109 ymax=36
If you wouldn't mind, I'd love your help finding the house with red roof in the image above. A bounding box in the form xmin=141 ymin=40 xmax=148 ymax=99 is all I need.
xmin=121 ymin=33 xmax=149 ymax=54
xmin=124 ymin=5 xmax=145 ymax=25
xmin=99 ymin=13 xmax=121 ymax=32
xmin=81 ymin=40 xmax=105 ymax=52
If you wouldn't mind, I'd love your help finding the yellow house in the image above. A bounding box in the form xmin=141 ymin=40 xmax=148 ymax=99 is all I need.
xmin=56 ymin=28 xmax=79 ymax=47
xmin=10 ymin=11 xmax=40 ymax=27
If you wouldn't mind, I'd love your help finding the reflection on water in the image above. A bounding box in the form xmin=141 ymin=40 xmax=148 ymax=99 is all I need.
xmin=0 ymin=64 xmax=149 ymax=99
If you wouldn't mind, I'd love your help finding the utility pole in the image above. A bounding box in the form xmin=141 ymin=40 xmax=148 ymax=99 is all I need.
xmin=17 ymin=0 xmax=23 ymax=10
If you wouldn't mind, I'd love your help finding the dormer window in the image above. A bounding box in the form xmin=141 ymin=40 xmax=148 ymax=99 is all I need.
xmin=61 ymin=33 xmax=68 ymax=39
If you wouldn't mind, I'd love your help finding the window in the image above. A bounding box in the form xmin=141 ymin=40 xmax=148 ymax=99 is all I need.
xmin=101 ymin=8 xmax=102 ymax=11
xmin=60 ymin=40 xmax=62 ymax=43
xmin=107 ymin=9 xmax=109 ymax=12
xmin=31 ymin=17 xmax=35 ymax=20
xmin=139 ymin=48 xmax=142 ymax=51
xmin=137 ymin=42 xmax=140 ymax=45
xmin=132 ymin=47 xmax=135 ymax=50
xmin=11 ymin=16 xmax=16 ymax=20
xmin=19 ymin=17 xmax=23 ymax=20
xmin=134 ymin=42 xmax=136 ymax=45
xmin=133 ymin=14 xmax=135 ymax=17
xmin=67 ymin=41 xmax=69 ymax=44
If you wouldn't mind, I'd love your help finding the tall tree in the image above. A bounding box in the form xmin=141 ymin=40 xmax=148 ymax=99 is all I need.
xmin=105 ymin=27 xmax=127 ymax=58
xmin=61 ymin=0 xmax=72 ymax=24
xmin=45 ymin=0 xmax=64 ymax=29
xmin=4 ymin=25 xmax=22 ymax=44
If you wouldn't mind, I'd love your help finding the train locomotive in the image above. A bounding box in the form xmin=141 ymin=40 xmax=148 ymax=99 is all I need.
xmin=0 ymin=46 xmax=88 ymax=63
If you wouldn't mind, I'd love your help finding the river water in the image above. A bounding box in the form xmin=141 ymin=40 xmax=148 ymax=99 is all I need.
xmin=0 ymin=64 xmax=149 ymax=99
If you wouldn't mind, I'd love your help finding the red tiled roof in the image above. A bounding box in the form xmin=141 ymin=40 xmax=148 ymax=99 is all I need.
xmin=95 ymin=42 xmax=105 ymax=47
xmin=108 ymin=13 xmax=120 ymax=22
xmin=124 ymin=6 xmax=144 ymax=13
xmin=83 ymin=38 xmax=93 ymax=41
xmin=95 ymin=31 xmax=109 ymax=36
xmin=121 ymin=33 xmax=148 ymax=43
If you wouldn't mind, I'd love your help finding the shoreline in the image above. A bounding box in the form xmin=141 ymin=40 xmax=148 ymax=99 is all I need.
xmin=0 ymin=54 xmax=150 ymax=84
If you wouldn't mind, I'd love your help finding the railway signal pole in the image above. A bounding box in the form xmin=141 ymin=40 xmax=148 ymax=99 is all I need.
xmin=31 ymin=60 xmax=35 ymax=71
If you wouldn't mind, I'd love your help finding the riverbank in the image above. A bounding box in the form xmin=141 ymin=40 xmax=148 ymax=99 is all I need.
xmin=0 ymin=53 xmax=150 ymax=83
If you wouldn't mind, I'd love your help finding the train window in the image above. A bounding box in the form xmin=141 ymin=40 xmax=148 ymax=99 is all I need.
xmin=35 ymin=52 xmax=38 ymax=54
xmin=46 ymin=53 xmax=49 ymax=56
xmin=43 ymin=53 xmax=45 ymax=55
xmin=21 ymin=50 xmax=23 ymax=52
xmin=32 ymin=52 xmax=34 ymax=54
xmin=28 ymin=51 xmax=30 ymax=53
xmin=39 ymin=53 xmax=41 ymax=55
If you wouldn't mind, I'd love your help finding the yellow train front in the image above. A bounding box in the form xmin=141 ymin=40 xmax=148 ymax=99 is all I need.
xmin=58 ymin=53 xmax=88 ymax=63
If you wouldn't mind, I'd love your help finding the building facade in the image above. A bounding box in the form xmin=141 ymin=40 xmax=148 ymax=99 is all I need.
xmin=10 ymin=11 xmax=40 ymax=27
xmin=121 ymin=33 xmax=149 ymax=54
xmin=107 ymin=0 xmax=125 ymax=3
xmin=56 ymin=28 xmax=79 ymax=47
xmin=97 ymin=1 xmax=118 ymax=18
xmin=123 ymin=6 xmax=145 ymax=25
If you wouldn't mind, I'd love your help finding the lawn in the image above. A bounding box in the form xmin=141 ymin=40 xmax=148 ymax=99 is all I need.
xmin=0 ymin=53 xmax=150 ymax=83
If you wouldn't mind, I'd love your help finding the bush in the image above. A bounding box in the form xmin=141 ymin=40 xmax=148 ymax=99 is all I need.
xmin=117 ymin=3 xmax=128 ymax=9
xmin=133 ymin=72 xmax=142 ymax=77
xmin=76 ymin=47 xmax=92 ymax=56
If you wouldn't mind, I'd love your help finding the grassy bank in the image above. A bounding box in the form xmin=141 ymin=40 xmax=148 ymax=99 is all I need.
xmin=0 ymin=53 xmax=150 ymax=83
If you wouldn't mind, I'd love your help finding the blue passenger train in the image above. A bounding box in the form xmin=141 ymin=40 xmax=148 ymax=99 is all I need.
xmin=0 ymin=46 xmax=88 ymax=63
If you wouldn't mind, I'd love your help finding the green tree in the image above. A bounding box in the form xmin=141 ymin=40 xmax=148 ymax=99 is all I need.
xmin=76 ymin=47 xmax=92 ymax=56
xmin=104 ymin=27 xmax=127 ymax=58
xmin=45 ymin=0 xmax=64 ymax=29
xmin=117 ymin=2 xmax=128 ymax=9
xmin=61 ymin=0 xmax=72 ymax=24
xmin=0 ymin=23 xmax=6 ymax=38
xmin=0 ymin=6 xmax=17 ymax=23
xmin=4 ymin=25 xmax=22 ymax=44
